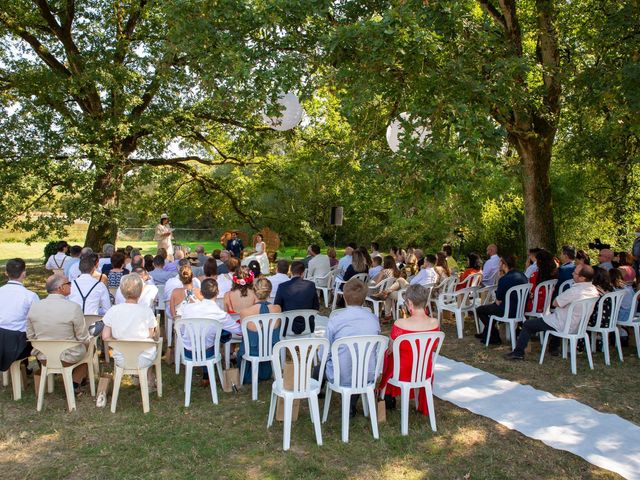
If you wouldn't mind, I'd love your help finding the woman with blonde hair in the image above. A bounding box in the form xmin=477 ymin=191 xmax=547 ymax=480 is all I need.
xmin=343 ymin=248 xmax=369 ymax=282
xmin=169 ymin=265 xmax=203 ymax=319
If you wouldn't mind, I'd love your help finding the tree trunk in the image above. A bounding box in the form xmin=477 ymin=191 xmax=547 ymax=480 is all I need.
xmin=512 ymin=134 xmax=557 ymax=252
xmin=84 ymin=167 xmax=122 ymax=250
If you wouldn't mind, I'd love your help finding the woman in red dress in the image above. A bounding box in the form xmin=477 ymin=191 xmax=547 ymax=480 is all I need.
xmin=525 ymin=249 xmax=557 ymax=313
xmin=378 ymin=283 xmax=440 ymax=415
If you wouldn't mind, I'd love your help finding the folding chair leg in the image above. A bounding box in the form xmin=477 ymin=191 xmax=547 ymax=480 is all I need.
xmin=37 ymin=366 xmax=48 ymax=411
xmin=614 ymin=330 xmax=623 ymax=362
xmin=309 ymin=393 xmax=323 ymax=446
xmin=251 ymin=361 xmax=259 ymax=401
xmin=207 ymin=363 xmax=218 ymax=405
xmin=569 ymin=338 xmax=577 ymax=375
xmin=267 ymin=390 xmax=277 ymax=428
xmin=584 ymin=334 xmax=594 ymax=370
xmin=366 ymin=389 xmax=379 ymax=439
xmin=341 ymin=392 xmax=351 ymax=443
xmin=184 ymin=363 xmax=193 ymax=407
xmin=361 ymin=393 xmax=369 ymax=417
xmin=111 ymin=367 xmax=124 ymax=413
xmin=139 ymin=368 xmax=151 ymax=413
xmin=602 ymin=333 xmax=611 ymax=366
xmin=485 ymin=319 xmax=494 ymax=347
xmin=539 ymin=333 xmax=549 ymax=365
xmin=400 ymin=387 xmax=410 ymax=436
xmin=282 ymin=396 xmax=293 ymax=451
xmin=87 ymin=358 xmax=96 ymax=397
xmin=426 ymin=384 xmax=437 ymax=432
xmin=9 ymin=360 xmax=22 ymax=401
xmin=62 ymin=368 xmax=77 ymax=412
xmin=455 ymin=311 xmax=464 ymax=339
xmin=215 ymin=361 xmax=224 ymax=391
xmin=322 ymin=387 xmax=332 ymax=422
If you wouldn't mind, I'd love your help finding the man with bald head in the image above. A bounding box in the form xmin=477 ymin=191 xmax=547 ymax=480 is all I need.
xmin=482 ymin=244 xmax=501 ymax=286
xmin=597 ymin=249 xmax=614 ymax=271
xmin=27 ymin=274 xmax=90 ymax=391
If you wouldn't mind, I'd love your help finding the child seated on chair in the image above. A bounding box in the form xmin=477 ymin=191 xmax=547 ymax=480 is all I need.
xmin=102 ymin=273 xmax=158 ymax=387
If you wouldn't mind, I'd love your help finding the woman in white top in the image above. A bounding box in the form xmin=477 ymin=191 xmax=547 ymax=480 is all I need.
xmin=45 ymin=241 xmax=69 ymax=272
xmin=102 ymin=273 xmax=158 ymax=385
xmin=241 ymin=233 xmax=270 ymax=275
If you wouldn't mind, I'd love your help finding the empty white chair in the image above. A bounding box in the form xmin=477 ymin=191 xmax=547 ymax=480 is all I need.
xmin=175 ymin=318 xmax=225 ymax=407
xmin=485 ymin=284 xmax=531 ymax=349
xmin=380 ymin=331 xmax=445 ymax=435
xmin=281 ymin=309 xmax=318 ymax=338
xmin=31 ymin=339 xmax=97 ymax=412
xmin=267 ymin=337 xmax=329 ymax=451
xmin=332 ymin=273 xmax=368 ymax=310
xmin=365 ymin=277 xmax=396 ymax=318
xmin=436 ymin=287 xmax=478 ymax=339
xmin=322 ymin=335 xmax=388 ymax=442
xmin=240 ymin=313 xmax=282 ymax=401
xmin=617 ymin=290 xmax=640 ymax=358
xmin=1 ymin=359 xmax=24 ymax=401
xmin=109 ymin=338 xmax=163 ymax=413
xmin=587 ymin=290 xmax=626 ymax=365
xmin=557 ymin=279 xmax=574 ymax=295
xmin=540 ymin=297 xmax=598 ymax=374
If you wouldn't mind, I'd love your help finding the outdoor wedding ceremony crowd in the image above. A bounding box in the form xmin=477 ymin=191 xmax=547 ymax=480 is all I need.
xmin=1 ymin=216 xmax=640 ymax=448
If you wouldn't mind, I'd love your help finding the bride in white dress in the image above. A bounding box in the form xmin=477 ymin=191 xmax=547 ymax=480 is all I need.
xmin=241 ymin=233 xmax=270 ymax=274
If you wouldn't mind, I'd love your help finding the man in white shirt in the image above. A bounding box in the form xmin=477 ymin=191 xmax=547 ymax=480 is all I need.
xmin=115 ymin=268 xmax=158 ymax=308
xmin=268 ymin=260 xmax=290 ymax=298
xmin=524 ymin=248 xmax=540 ymax=279
xmin=45 ymin=240 xmax=69 ymax=271
xmin=307 ymin=244 xmax=331 ymax=286
xmin=69 ymin=254 xmax=111 ymax=315
xmin=338 ymin=243 xmax=356 ymax=276
xmin=482 ymin=244 xmax=501 ymax=286
xmin=323 ymin=279 xmax=380 ymax=417
xmin=0 ymin=258 xmax=39 ymax=371
xmin=410 ymin=254 xmax=438 ymax=285
xmin=63 ymin=245 xmax=82 ymax=277
xmin=505 ymin=264 xmax=599 ymax=360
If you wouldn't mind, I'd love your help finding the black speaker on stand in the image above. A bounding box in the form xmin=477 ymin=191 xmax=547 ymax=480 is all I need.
xmin=330 ymin=206 xmax=343 ymax=248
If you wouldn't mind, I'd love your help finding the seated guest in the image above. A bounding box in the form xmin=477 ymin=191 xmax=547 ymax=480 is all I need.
xmin=247 ymin=260 xmax=262 ymax=278
xmin=327 ymin=247 xmax=339 ymax=268
xmin=98 ymin=244 xmax=114 ymax=274
xmin=268 ymin=260 xmax=290 ymax=298
xmin=107 ymin=251 xmax=129 ymax=288
xmin=482 ymin=244 xmax=501 ymax=286
xmin=238 ymin=278 xmax=282 ymax=383
xmin=405 ymin=247 xmax=418 ymax=273
xmin=338 ymin=243 xmax=356 ymax=275
xmin=373 ymin=255 xmax=400 ymax=284
xmin=617 ymin=252 xmax=636 ymax=284
xmin=524 ymin=247 xmax=541 ymax=279
xmin=434 ymin=251 xmax=451 ymax=282
xmin=357 ymin=246 xmax=373 ymax=271
xmin=307 ymin=244 xmax=331 ymax=286
xmin=69 ymin=254 xmax=111 ymax=315
xmin=475 ymin=255 xmax=528 ymax=344
xmin=611 ymin=268 xmax=635 ymax=323
xmin=324 ymin=279 xmax=380 ymax=416
xmin=553 ymin=245 xmax=576 ymax=300
xmin=170 ymin=266 xmax=203 ymax=319
xmin=27 ymin=274 xmax=90 ymax=393
xmin=195 ymin=245 xmax=208 ymax=267
xmin=102 ymin=273 xmax=158 ymax=386
xmin=202 ymin=258 xmax=233 ymax=299
xmin=442 ymin=244 xmax=458 ymax=274
xmin=392 ymin=246 xmax=407 ymax=270
xmin=526 ymin=249 xmax=557 ymax=313
xmin=342 ymin=249 xmax=368 ymax=283
xmin=164 ymin=249 xmax=184 ymax=273
xmin=576 ymin=249 xmax=591 ymax=266
xmin=368 ymin=256 xmax=383 ymax=280
xmin=375 ymin=256 xmax=409 ymax=318
xmin=0 ymin=259 xmax=39 ymax=373
xmin=149 ymin=255 xmax=176 ymax=285
xmin=587 ymin=266 xmax=614 ymax=328
xmin=300 ymin=245 xmax=313 ymax=269
xmin=378 ymin=284 xmax=440 ymax=412
xmin=144 ymin=254 xmax=155 ymax=273
xmin=274 ymin=261 xmax=319 ymax=334
xmin=67 ymin=247 xmax=93 ymax=282
xmin=217 ymin=250 xmax=231 ymax=274
xmin=45 ymin=240 xmax=69 ymax=272
xmin=224 ymin=267 xmax=257 ymax=314
xmin=164 ymin=260 xmax=201 ymax=321
xmin=456 ymin=253 xmax=482 ymax=290
xmin=115 ymin=268 xmax=158 ymax=308
xmin=598 ymin=248 xmax=615 ymax=271
xmin=410 ymin=254 xmax=438 ymax=286
xmin=505 ymin=265 xmax=598 ymax=360
xmin=181 ymin=278 xmax=241 ymax=384
xmin=370 ymin=242 xmax=382 ymax=259
xmin=130 ymin=253 xmax=144 ymax=271
xmin=63 ymin=245 xmax=82 ymax=277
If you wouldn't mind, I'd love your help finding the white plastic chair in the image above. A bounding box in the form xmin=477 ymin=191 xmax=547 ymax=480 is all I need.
xmin=322 ymin=335 xmax=388 ymax=442
xmin=380 ymin=331 xmax=445 ymax=435
xmin=540 ymin=297 xmax=598 ymax=374
xmin=587 ymin=290 xmax=626 ymax=365
xmin=267 ymin=337 xmax=329 ymax=451
xmin=525 ymin=279 xmax=558 ymax=319
xmin=365 ymin=277 xmax=396 ymax=318
xmin=240 ymin=313 xmax=282 ymax=401
xmin=429 ymin=275 xmax=457 ymax=318
xmin=109 ymin=338 xmax=163 ymax=413
xmin=436 ymin=287 xmax=479 ymax=339
xmin=315 ymin=270 xmax=336 ymax=308
xmin=281 ymin=309 xmax=318 ymax=338
xmin=31 ymin=339 xmax=97 ymax=412
xmin=332 ymin=273 xmax=368 ymax=310
xmin=175 ymin=318 xmax=225 ymax=407
xmin=457 ymin=272 xmax=483 ymax=289
xmin=617 ymin=290 xmax=640 ymax=358
xmin=557 ymin=279 xmax=574 ymax=295
xmin=485 ymin=284 xmax=531 ymax=349
xmin=2 ymin=359 xmax=24 ymax=401
xmin=155 ymin=285 xmax=165 ymax=314
xmin=471 ymin=285 xmax=497 ymax=333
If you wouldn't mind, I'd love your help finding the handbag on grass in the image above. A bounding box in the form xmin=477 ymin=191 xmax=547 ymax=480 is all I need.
xmin=223 ymin=368 xmax=240 ymax=393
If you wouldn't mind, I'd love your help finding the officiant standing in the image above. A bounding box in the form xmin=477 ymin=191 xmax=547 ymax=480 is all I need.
xmin=154 ymin=213 xmax=174 ymax=260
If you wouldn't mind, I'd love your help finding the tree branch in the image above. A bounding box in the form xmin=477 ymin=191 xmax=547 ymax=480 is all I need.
xmin=478 ymin=0 xmax=507 ymax=30
xmin=114 ymin=0 xmax=147 ymax=65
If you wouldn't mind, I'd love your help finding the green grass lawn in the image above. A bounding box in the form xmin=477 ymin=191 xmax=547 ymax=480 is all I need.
xmin=1 ymin=265 xmax=635 ymax=479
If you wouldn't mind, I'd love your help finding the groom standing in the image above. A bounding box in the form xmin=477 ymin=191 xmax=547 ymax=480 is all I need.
xmin=226 ymin=231 xmax=244 ymax=259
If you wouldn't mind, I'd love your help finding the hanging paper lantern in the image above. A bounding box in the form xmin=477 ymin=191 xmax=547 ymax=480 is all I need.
xmin=262 ymin=92 xmax=303 ymax=131
xmin=386 ymin=112 xmax=432 ymax=152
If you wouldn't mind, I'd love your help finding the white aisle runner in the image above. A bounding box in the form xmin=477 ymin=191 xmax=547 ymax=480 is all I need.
xmin=434 ymin=357 xmax=640 ymax=480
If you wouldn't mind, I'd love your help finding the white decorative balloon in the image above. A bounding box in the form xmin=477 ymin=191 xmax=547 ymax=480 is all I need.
xmin=386 ymin=112 xmax=432 ymax=152
xmin=262 ymin=92 xmax=303 ymax=131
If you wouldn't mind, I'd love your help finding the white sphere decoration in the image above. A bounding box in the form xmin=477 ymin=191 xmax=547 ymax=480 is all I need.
xmin=262 ymin=92 xmax=303 ymax=131
xmin=386 ymin=112 xmax=432 ymax=152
